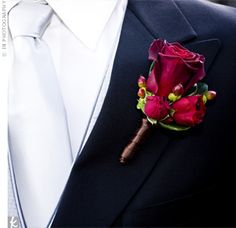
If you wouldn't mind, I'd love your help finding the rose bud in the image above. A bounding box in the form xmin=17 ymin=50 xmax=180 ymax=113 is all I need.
xmin=172 ymin=95 xmax=206 ymax=126
xmin=172 ymin=83 xmax=184 ymax=96
xmin=137 ymin=88 xmax=146 ymax=98
xmin=138 ymin=75 xmax=146 ymax=88
xmin=144 ymin=96 xmax=170 ymax=120
xmin=205 ymin=90 xmax=216 ymax=101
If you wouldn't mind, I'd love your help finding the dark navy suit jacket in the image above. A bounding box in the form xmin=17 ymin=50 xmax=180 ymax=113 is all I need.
xmin=52 ymin=0 xmax=236 ymax=226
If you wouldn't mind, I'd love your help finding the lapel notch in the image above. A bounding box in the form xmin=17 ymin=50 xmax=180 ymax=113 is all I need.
xmin=185 ymin=39 xmax=221 ymax=72
xmin=128 ymin=0 xmax=197 ymax=43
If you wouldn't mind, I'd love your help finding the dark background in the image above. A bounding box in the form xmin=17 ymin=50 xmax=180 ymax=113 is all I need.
xmin=209 ymin=0 xmax=236 ymax=7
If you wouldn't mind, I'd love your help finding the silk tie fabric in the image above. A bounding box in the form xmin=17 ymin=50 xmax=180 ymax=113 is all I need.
xmin=8 ymin=1 xmax=72 ymax=227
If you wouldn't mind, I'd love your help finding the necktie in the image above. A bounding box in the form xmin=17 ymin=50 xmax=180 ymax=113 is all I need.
xmin=8 ymin=1 xmax=72 ymax=227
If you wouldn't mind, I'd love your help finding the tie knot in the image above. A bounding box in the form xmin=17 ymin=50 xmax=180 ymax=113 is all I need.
xmin=9 ymin=1 xmax=53 ymax=38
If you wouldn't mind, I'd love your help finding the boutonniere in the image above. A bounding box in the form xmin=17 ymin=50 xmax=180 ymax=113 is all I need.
xmin=120 ymin=39 xmax=216 ymax=164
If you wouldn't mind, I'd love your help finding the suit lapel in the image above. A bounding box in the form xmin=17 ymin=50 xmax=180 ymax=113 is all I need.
xmin=52 ymin=1 xmax=220 ymax=226
xmin=185 ymin=39 xmax=221 ymax=72
xmin=128 ymin=0 xmax=197 ymax=43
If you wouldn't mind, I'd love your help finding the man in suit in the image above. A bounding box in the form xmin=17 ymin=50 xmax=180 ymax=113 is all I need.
xmin=8 ymin=0 xmax=236 ymax=227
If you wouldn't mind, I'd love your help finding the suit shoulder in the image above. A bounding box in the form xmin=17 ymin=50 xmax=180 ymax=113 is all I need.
xmin=174 ymin=0 xmax=236 ymax=23
xmin=174 ymin=0 xmax=236 ymax=37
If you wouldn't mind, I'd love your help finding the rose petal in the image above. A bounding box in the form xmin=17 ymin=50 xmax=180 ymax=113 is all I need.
xmin=146 ymin=62 xmax=159 ymax=94
xmin=148 ymin=39 xmax=166 ymax=61
xmin=156 ymin=54 xmax=192 ymax=96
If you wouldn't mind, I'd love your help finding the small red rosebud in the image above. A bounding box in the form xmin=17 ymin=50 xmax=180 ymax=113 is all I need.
xmin=144 ymin=96 xmax=170 ymax=121
xmin=138 ymin=76 xmax=146 ymax=88
xmin=172 ymin=95 xmax=206 ymax=126
xmin=206 ymin=90 xmax=216 ymax=100
xmin=137 ymin=88 xmax=146 ymax=98
xmin=172 ymin=83 xmax=184 ymax=96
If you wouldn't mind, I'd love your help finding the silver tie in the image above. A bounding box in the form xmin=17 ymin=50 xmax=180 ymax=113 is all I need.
xmin=8 ymin=1 xmax=72 ymax=227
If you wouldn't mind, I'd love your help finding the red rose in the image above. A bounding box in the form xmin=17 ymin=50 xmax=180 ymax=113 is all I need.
xmin=147 ymin=39 xmax=205 ymax=97
xmin=144 ymin=96 xmax=170 ymax=120
xmin=172 ymin=95 xmax=206 ymax=126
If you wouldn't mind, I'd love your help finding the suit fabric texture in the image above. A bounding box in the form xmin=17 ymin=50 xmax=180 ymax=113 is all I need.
xmin=52 ymin=0 xmax=236 ymax=226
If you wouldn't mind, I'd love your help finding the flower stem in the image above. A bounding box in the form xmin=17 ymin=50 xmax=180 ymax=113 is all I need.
xmin=120 ymin=118 xmax=151 ymax=164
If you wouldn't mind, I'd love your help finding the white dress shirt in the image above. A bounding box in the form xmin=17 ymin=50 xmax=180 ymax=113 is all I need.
xmin=8 ymin=0 xmax=128 ymax=227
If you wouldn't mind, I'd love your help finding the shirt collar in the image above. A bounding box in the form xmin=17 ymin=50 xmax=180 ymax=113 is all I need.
xmin=8 ymin=0 xmax=127 ymax=50
xmin=47 ymin=0 xmax=126 ymax=50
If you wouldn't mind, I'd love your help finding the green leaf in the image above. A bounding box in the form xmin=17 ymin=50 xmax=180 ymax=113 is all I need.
xmin=146 ymin=91 xmax=154 ymax=97
xmin=136 ymin=98 xmax=145 ymax=113
xmin=186 ymin=83 xmax=198 ymax=96
xmin=186 ymin=82 xmax=208 ymax=96
xmin=196 ymin=82 xmax=208 ymax=95
xmin=148 ymin=61 xmax=155 ymax=74
xmin=169 ymin=109 xmax=175 ymax=117
xmin=158 ymin=122 xmax=191 ymax=131
xmin=147 ymin=117 xmax=158 ymax=125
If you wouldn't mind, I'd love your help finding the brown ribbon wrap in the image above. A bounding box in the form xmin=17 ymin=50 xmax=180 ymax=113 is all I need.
xmin=120 ymin=118 xmax=152 ymax=164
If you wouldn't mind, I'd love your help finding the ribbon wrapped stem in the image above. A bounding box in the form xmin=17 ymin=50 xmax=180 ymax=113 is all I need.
xmin=120 ymin=118 xmax=152 ymax=164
